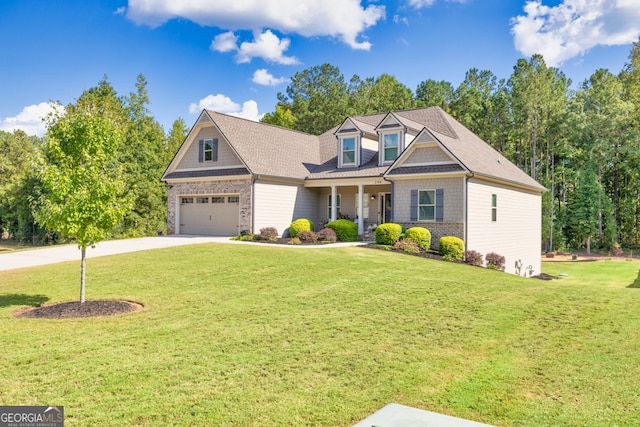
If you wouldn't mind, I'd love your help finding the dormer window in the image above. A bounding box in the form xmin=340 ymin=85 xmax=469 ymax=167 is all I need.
xmin=383 ymin=133 xmax=400 ymax=163
xmin=340 ymin=136 xmax=358 ymax=167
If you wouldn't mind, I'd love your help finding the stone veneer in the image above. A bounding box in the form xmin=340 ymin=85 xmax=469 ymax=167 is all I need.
xmin=166 ymin=179 xmax=252 ymax=235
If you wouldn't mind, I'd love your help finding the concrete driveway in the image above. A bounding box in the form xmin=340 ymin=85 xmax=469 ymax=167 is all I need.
xmin=0 ymin=236 xmax=231 ymax=272
xmin=0 ymin=235 xmax=367 ymax=272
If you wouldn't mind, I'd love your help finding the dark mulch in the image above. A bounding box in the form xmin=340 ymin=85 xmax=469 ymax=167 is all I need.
xmin=15 ymin=300 xmax=143 ymax=319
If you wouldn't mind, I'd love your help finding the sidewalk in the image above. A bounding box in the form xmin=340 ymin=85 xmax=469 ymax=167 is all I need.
xmin=0 ymin=236 xmax=368 ymax=272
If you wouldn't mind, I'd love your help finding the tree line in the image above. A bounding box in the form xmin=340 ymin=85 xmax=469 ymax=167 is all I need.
xmin=263 ymin=40 xmax=640 ymax=253
xmin=0 ymin=75 xmax=189 ymax=244
xmin=2 ymin=39 xmax=640 ymax=253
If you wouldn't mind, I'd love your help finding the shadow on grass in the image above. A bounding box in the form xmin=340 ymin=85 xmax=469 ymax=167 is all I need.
xmin=627 ymin=270 xmax=640 ymax=288
xmin=0 ymin=294 xmax=49 ymax=308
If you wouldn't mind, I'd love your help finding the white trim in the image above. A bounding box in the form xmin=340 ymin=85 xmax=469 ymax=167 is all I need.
xmin=339 ymin=135 xmax=359 ymax=168
xmin=417 ymin=189 xmax=436 ymax=222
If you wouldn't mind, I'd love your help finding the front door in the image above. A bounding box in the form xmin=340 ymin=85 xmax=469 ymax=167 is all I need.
xmin=381 ymin=193 xmax=391 ymax=223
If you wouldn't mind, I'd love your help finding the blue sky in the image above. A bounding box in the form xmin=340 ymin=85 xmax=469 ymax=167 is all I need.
xmin=1 ymin=0 xmax=639 ymax=136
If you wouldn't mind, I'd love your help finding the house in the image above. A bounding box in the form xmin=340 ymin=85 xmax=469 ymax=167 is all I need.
xmin=161 ymin=106 xmax=546 ymax=275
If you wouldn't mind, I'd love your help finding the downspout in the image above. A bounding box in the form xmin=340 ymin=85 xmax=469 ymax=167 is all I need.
xmin=252 ymin=175 xmax=259 ymax=234
xmin=465 ymin=172 xmax=475 ymax=246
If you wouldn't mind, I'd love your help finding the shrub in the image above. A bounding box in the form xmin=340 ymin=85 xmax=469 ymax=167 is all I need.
xmin=405 ymin=227 xmax=431 ymax=251
xmin=239 ymin=233 xmax=257 ymax=241
xmin=485 ymin=252 xmax=506 ymax=271
xmin=438 ymin=236 xmax=464 ymax=261
xmin=289 ymin=218 xmax=314 ymax=238
xmin=297 ymin=230 xmax=318 ymax=243
xmin=326 ymin=219 xmax=358 ymax=242
xmin=288 ymin=237 xmax=301 ymax=245
xmin=394 ymin=238 xmax=420 ymax=254
xmin=258 ymin=227 xmax=278 ymax=241
xmin=464 ymin=250 xmax=484 ymax=267
xmin=316 ymin=227 xmax=337 ymax=243
xmin=374 ymin=223 xmax=404 ymax=245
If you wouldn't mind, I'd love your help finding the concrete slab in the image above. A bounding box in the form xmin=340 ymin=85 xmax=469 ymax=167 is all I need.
xmin=353 ymin=403 xmax=495 ymax=427
xmin=0 ymin=236 xmax=368 ymax=271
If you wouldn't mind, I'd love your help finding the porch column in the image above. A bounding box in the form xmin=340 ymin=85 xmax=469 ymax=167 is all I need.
xmin=357 ymin=184 xmax=364 ymax=235
xmin=330 ymin=185 xmax=337 ymax=222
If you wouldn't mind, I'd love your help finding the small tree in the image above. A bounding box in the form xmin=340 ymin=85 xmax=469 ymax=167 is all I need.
xmin=35 ymin=104 xmax=133 ymax=303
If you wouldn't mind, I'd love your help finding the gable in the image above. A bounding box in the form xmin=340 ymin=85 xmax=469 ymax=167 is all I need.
xmin=175 ymin=125 xmax=243 ymax=170
xmin=404 ymin=146 xmax=454 ymax=165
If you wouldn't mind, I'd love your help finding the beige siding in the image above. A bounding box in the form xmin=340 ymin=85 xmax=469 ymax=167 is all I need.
xmin=466 ymin=179 xmax=542 ymax=276
xmin=392 ymin=177 xmax=465 ymax=223
xmin=254 ymin=181 xmax=319 ymax=236
xmin=176 ymin=126 xmax=243 ymax=170
xmin=361 ymin=136 xmax=378 ymax=165
xmin=404 ymin=146 xmax=453 ymax=164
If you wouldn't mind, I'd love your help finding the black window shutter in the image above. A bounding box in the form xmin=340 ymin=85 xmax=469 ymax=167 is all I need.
xmin=198 ymin=139 xmax=204 ymax=162
xmin=436 ymin=189 xmax=444 ymax=221
xmin=212 ymin=138 xmax=218 ymax=162
xmin=410 ymin=190 xmax=418 ymax=222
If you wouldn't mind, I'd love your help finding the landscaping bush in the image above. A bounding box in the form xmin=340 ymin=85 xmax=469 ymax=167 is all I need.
xmin=438 ymin=236 xmax=464 ymax=261
xmin=297 ymin=230 xmax=318 ymax=243
xmin=485 ymin=252 xmax=506 ymax=271
xmin=239 ymin=233 xmax=257 ymax=241
xmin=288 ymin=237 xmax=301 ymax=245
xmin=612 ymin=242 xmax=622 ymax=257
xmin=405 ymin=227 xmax=431 ymax=251
xmin=289 ymin=218 xmax=314 ymax=238
xmin=316 ymin=228 xmax=337 ymax=243
xmin=326 ymin=219 xmax=358 ymax=242
xmin=464 ymin=250 xmax=484 ymax=267
xmin=258 ymin=227 xmax=278 ymax=241
xmin=394 ymin=238 xmax=420 ymax=254
xmin=374 ymin=223 xmax=404 ymax=245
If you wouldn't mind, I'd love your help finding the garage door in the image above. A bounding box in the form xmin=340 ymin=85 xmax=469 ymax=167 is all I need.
xmin=179 ymin=195 xmax=239 ymax=236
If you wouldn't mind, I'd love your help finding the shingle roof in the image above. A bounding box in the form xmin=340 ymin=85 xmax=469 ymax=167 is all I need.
xmin=181 ymin=107 xmax=545 ymax=192
xmin=387 ymin=164 xmax=465 ymax=175
xmin=206 ymin=111 xmax=320 ymax=180
xmin=164 ymin=168 xmax=250 ymax=180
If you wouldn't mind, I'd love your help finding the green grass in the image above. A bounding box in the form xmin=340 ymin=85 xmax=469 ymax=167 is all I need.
xmin=1 ymin=245 xmax=640 ymax=426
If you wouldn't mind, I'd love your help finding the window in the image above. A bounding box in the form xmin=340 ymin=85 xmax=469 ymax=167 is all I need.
xmin=196 ymin=197 xmax=209 ymax=204
xmin=181 ymin=197 xmax=194 ymax=204
xmin=383 ymin=133 xmax=399 ymax=162
xmin=328 ymin=193 xmax=341 ymax=219
xmin=212 ymin=197 xmax=225 ymax=203
xmin=491 ymin=194 xmax=497 ymax=221
xmin=199 ymin=138 xmax=218 ymax=162
xmin=418 ymin=190 xmax=435 ymax=221
xmin=341 ymin=137 xmax=356 ymax=166
xmin=227 ymin=196 xmax=239 ymax=203
xmin=355 ymin=193 xmax=370 ymax=220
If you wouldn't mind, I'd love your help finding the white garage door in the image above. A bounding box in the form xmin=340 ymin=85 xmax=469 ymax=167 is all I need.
xmin=179 ymin=195 xmax=239 ymax=236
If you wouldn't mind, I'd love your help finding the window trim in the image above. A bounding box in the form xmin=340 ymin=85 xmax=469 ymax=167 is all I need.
xmin=491 ymin=194 xmax=497 ymax=222
xmin=199 ymin=138 xmax=218 ymax=162
xmin=382 ymin=132 xmax=400 ymax=163
xmin=328 ymin=193 xmax=341 ymax=220
xmin=339 ymin=136 xmax=357 ymax=167
xmin=418 ymin=189 xmax=436 ymax=222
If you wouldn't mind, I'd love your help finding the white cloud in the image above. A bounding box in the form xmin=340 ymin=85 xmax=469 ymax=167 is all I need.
xmin=210 ymin=31 xmax=238 ymax=53
xmin=511 ymin=0 xmax=640 ymax=66
xmin=189 ymin=94 xmax=263 ymax=121
xmin=252 ymin=69 xmax=289 ymax=86
xmin=236 ymin=30 xmax=298 ymax=64
xmin=406 ymin=0 xmax=435 ymax=7
xmin=114 ymin=6 xmax=126 ymax=15
xmin=0 ymin=102 xmax=60 ymax=137
xmin=126 ymin=0 xmax=385 ymax=50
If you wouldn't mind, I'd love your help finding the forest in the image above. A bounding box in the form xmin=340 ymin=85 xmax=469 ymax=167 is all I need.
xmin=2 ymin=39 xmax=640 ymax=253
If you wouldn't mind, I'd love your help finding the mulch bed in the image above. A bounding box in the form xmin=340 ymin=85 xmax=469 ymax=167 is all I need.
xmin=14 ymin=300 xmax=143 ymax=319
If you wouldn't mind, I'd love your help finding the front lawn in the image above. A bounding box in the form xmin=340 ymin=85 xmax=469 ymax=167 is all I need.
xmin=1 ymin=245 xmax=639 ymax=426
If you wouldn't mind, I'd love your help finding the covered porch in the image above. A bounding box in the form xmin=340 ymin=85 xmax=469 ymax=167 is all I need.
xmin=305 ymin=178 xmax=392 ymax=235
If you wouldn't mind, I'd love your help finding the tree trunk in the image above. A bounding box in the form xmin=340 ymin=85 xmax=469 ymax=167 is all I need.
xmin=586 ymin=236 xmax=591 ymax=256
xmin=80 ymin=246 xmax=86 ymax=303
